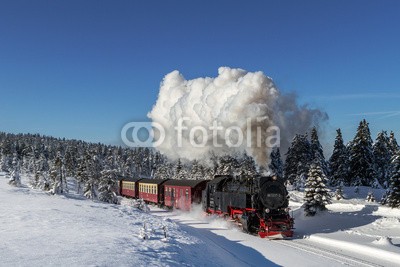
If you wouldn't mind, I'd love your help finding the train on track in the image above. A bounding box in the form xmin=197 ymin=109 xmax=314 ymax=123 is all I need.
xmin=118 ymin=175 xmax=294 ymax=238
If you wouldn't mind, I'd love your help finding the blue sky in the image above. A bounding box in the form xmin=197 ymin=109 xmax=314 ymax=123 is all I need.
xmin=0 ymin=0 xmax=399 ymax=151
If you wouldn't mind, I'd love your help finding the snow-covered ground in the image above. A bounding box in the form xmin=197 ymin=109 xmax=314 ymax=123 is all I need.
xmin=1 ymin=173 xmax=400 ymax=267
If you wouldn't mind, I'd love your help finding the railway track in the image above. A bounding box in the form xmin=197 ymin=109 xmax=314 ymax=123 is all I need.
xmin=276 ymin=238 xmax=383 ymax=267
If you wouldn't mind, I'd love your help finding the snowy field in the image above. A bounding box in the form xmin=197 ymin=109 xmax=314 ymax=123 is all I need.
xmin=1 ymin=173 xmax=400 ymax=267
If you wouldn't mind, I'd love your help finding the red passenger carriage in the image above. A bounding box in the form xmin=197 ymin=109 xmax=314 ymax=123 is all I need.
xmin=118 ymin=177 xmax=142 ymax=198
xmin=164 ymin=180 xmax=208 ymax=210
xmin=138 ymin=179 xmax=169 ymax=205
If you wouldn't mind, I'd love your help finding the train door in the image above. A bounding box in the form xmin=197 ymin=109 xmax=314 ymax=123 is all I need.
xmin=171 ymin=188 xmax=175 ymax=207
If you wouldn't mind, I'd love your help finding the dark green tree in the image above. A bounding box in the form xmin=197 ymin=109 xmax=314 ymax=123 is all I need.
xmin=269 ymin=148 xmax=283 ymax=179
xmin=310 ymin=127 xmax=328 ymax=175
xmin=284 ymin=134 xmax=311 ymax=188
xmin=373 ymin=131 xmax=391 ymax=188
xmin=386 ymin=153 xmax=400 ymax=208
xmin=348 ymin=120 xmax=375 ymax=186
xmin=329 ymin=129 xmax=350 ymax=186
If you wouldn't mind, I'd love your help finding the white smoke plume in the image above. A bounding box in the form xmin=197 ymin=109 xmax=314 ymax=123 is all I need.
xmin=148 ymin=67 xmax=328 ymax=167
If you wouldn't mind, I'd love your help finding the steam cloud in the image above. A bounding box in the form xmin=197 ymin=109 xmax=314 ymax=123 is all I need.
xmin=148 ymin=67 xmax=328 ymax=167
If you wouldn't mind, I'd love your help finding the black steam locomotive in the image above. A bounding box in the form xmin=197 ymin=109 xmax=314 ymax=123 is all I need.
xmin=202 ymin=175 xmax=294 ymax=238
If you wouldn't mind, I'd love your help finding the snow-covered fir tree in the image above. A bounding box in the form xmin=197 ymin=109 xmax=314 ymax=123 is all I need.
xmin=34 ymin=153 xmax=50 ymax=190
xmin=373 ymin=131 xmax=391 ymax=188
xmin=76 ymin=152 xmax=90 ymax=194
xmin=348 ymin=119 xmax=375 ymax=186
xmin=9 ymin=169 xmax=21 ymax=186
xmin=237 ymin=152 xmax=258 ymax=179
xmin=173 ymin=158 xmax=185 ymax=179
xmin=98 ymin=167 xmax=118 ymax=204
xmin=269 ymin=148 xmax=283 ymax=179
xmin=190 ymin=160 xmax=206 ymax=180
xmin=49 ymin=151 xmax=67 ymax=194
xmin=310 ymin=127 xmax=328 ymax=175
xmin=329 ymin=129 xmax=350 ymax=186
xmin=8 ymin=153 xmax=21 ymax=186
xmin=386 ymin=152 xmax=400 ymax=208
xmin=154 ymin=162 xmax=174 ymax=179
xmin=84 ymin=151 xmax=101 ymax=199
xmin=216 ymin=155 xmax=238 ymax=176
xmin=304 ymin=161 xmax=331 ymax=216
xmin=388 ymin=131 xmax=399 ymax=155
xmin=64 ymin=145 xmax=78 ymax=178
xmin=284 ymin=134 xmax=311 ymax=189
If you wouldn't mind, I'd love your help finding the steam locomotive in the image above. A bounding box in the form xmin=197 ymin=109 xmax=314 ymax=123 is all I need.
xmin=202 ymin=175 xmax=294 ymax=238
xmin=118 ymin=174 xmax=294 ymax=238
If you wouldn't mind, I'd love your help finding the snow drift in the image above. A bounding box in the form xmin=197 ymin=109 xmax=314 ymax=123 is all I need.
xmin=148 ymin=67 xmax=328 ymax=166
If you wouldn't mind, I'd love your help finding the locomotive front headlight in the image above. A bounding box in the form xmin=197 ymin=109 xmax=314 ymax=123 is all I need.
xmin=284 ymin=208 xmax=290 ymax=212
xmin=265 ymin=208 xmax=270 ymax=213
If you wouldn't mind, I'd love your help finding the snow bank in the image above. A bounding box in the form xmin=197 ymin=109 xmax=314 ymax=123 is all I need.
xmin=308 ymin=235 xmax=400 ymax=265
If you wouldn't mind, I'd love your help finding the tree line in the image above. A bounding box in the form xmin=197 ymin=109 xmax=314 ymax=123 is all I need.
xmin=1 ymin=118 xmax=400 ymax=208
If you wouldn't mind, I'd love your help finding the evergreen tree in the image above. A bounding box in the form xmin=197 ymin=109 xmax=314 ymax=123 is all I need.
xmin=154 ymin=162 xmax=174 ymax=179
xmin=388 ymin=131 xmax=399 ymax=155
xmin=190 ymin=160 xmax=206 ymax=180
xmin=84 ymin=152 xmax=101 ymax=199
xmin=269 ymin=148 xmax=283 ymax=179
xmin=49 ymin=151 xmax=66 ymax=194
xmin=216 ymin=155 xmax=239 ymax=176
xmin=373 ymin=131 xmax=391 ymax=188
xmin=310 ymin=127 xmax=328 ymax=175
xmin=76 ymin=152 xmax=90 ymax=194
xmin=8 ymin=153 xmax=21 ymax=186
xmin=173 ymin=158 xmax=186 ymax=179
xmin=98 ymin=167 xmax=118 ymax=204
xmin=284 ymin=134 xmax=311 ymax=188
xmin=304 ymin=161 xmax=331 ymax=216
xmin=8 ymin=169 xmax=21 ymax=186
xmin=386 ymin=152 xmax=400 ymax=208
xmin=64 ymin=145 xmax=78 ymax=178
xmin=238 ymin=152 xmax=258 ymax=179
xmin=348 ymin=119 xmax=375 ymax=186
xmin=329 ymin=129 xmax=350 ymax=186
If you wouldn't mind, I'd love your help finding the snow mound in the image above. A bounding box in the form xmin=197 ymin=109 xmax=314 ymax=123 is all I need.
xmin=372 ymin=236 xmax=394 ymax=246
